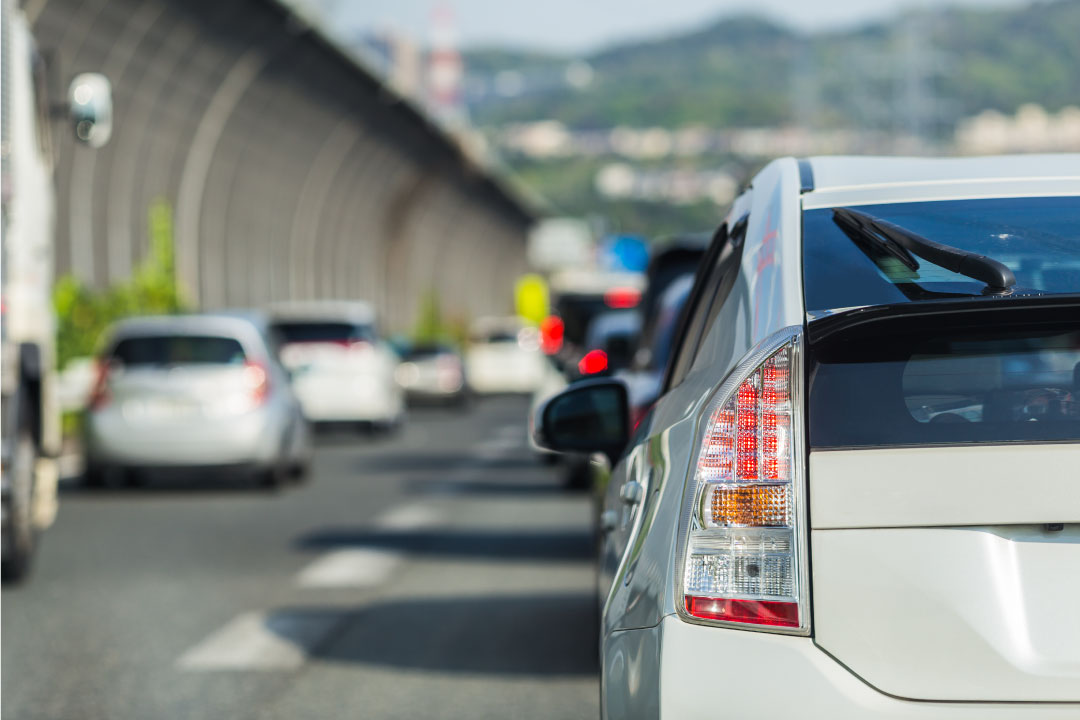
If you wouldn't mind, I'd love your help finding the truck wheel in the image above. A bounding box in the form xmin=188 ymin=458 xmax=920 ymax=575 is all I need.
xmin=2 ymin=432 xmax=38 ymax=582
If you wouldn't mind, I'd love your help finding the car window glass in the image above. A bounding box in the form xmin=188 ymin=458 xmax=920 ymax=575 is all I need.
xmin=665 ymin=216 xmax=748 ymax=391
xmin=110 ymin=335 xmax=247 ymax=366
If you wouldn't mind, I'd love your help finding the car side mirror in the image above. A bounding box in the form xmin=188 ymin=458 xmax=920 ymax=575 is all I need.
xmin=68 ymin=73 xmax=112 ymax=147
xmin=532 ymin=378 xmax=629 ymax=463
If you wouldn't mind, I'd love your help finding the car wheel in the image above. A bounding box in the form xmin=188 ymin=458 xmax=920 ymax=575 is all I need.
xmin=2 ymin=432 xmax=38 ymax=583
xmin=289 ymin=460 xmax=311 ymax=483
xmin=259 ymin=463 xmax=285 ymax=491
xmin=83 ymin=463 xmax=107 ymax=488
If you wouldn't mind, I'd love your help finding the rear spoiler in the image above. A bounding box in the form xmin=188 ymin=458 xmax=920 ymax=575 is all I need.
xmin=807 ymin=293 xmax=1080 ymax=346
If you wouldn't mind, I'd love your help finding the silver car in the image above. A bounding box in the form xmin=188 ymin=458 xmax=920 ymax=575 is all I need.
xmin=534 ymin=154 xmax=1080 ymax=718
xmin=84 ymin=314 xmax=310 ymax=488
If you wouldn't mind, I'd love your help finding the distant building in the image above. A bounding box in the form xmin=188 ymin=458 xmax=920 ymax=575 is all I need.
xmin=955 ymin=104 xmax=1080 ymax=154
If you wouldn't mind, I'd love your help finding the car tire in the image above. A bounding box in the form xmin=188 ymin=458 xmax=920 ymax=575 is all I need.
xmin=2 ymin=431 xmax=38 ymax=583
xmin=259 ymin=463 xmax=285 ymax=491
xmin=83 ymin=463 xmax=107 ymax=488
xmin=289 ymin=460 xmax=310 ymax=483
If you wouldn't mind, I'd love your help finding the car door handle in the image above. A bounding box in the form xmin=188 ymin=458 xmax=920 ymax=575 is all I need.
xmin=600 ymin=509 xmax=618 ymax=533
xmin=619 ymin=480 xmax=643 ymax=505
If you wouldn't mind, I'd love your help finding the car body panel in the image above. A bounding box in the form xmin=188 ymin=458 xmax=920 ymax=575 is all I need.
xmin=813 ymin=525 xmax=1080 ymax=702
xmin=658 ymin=616 xmax=1080 ymax=719
xmin=602 ymin=623 xmax=662 ymax=720
xmin=810 ymin=445 xmax=1080 ymax=529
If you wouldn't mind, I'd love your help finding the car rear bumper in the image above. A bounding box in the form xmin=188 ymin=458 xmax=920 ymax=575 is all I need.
xmin=293 ymin=378 xmax=402 ymax=422
xmin=85 ymin=408 xmax=282 ymax=467
xmin=606 ymin=616 xmax=1080 ymax=719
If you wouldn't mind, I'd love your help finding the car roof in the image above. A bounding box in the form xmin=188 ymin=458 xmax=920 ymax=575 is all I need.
xmin=267 ymin=300 xmax=376 ymax=324
xmin=105 ymin=314 xmax=270 ymax=352
xmin=801 ymin=154 xmax=1080 ymax=209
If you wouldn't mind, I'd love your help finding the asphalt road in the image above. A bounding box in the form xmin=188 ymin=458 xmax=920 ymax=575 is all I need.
xmin=2 ymin=396 xmax=599 ymax=720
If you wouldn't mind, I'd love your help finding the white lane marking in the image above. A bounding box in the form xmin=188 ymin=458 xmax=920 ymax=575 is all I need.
xmin=374 ymin=503 xmax=441 ymax=530
xmin=294 ymin=502 xmax=440 ymax=588
xmin=496 ymin=425 xmax=525 ymax=440
xmin=474 ymin=436 xmax=520 ymax=458
xmin=296 ymin=548 xmax=401 ymax=588
xmin=176 ymin=611 xmax=344 ymax=671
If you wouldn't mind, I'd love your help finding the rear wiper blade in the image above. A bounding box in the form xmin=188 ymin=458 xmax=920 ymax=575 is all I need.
xmin=832 ymin=208 xmax=1017 ymax=294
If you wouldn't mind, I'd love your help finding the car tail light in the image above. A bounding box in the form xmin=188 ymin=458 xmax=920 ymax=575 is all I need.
xmin=540 ymin=315 xmax=564 ymax=355
xmin=678 ymin=327 xmax=808 ymax=634
xmin=578 ymin=349 xmax=608 ymax=375
xmin=604 ymin=286 xmax=641 ymax=309
xmin=88 ymin=359 xmax=112 ymax=410
xmin=242 ymin=361 xmax=270 ymax=405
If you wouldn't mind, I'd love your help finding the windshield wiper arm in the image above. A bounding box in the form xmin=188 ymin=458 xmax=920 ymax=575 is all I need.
xmin=832 ymin=207 xmax=1017 ymax=294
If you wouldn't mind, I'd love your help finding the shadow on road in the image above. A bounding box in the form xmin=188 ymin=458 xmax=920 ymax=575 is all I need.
xmin=266 ymin=593 xmax=599 ymax=676
xmin=352 ymin=453 xmax=540 ymax=473
xmin=294 ymin=527 xmax=594 ymax=561
xmin=406 ymin=476 xmax=566 ymax=496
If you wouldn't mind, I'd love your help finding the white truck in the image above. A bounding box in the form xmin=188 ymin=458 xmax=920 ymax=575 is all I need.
xmin=2 ymin=0 xmax=111 ymax=580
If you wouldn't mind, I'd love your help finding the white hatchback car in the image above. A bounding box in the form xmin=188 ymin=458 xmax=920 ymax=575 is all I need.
xmin=534 ymin=154 xmax=1080 ymax=718
xmin=269 ymin=301 xmax=404 ymax=430
xmin=84 ymin=314 xmax=310 ymax=487
xmin=465 ymin=316 xmax=546 ymax=394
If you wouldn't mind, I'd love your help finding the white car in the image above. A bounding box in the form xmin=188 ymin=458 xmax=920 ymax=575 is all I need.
xmin=84 ymin=314 xmax=311 ymax=488
xmin=269 ymin=301 xmax=404 ymax=431
xmin=534 ymin=154 xmax=1080 ymax=718
xmin=465 ymin=316 xmax=546 ymax=394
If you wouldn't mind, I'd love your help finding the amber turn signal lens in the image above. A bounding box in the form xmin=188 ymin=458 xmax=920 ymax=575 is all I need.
xmin=709 ymin=484 xmax=788 ymax=527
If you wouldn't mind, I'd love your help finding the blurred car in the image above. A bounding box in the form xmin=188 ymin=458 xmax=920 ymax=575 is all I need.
xmin=84 ymin=313 xmax=310 ymax=488
xmin=576 ymin=309 xmax=642 ymax=379
xmin=269 ymin=301 xmax=404 ymax=432
xmin=465 ymin=316 xmax=546 ymax=394
xmin=617 ymin=273 xmax=696 ymax=426
xmin=534 ymin=154 xmax=1080 ymax=719
xmin=395 ymin=341 xmax=469 ymax=406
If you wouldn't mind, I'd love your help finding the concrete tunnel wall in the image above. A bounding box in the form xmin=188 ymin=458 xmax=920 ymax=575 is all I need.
xmin=26 ymin=0 xmax=534 ymax=332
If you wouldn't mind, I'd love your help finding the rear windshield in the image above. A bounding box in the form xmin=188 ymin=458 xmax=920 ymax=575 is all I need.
xmin=803 ymin=196 xmax=1080 ymax=312
xmin=273 ymin=322 xmax=374 ymax=344
xmin=110 ymin=336 xmax=247 ymax=366
xmin=810 ymin=326 xmax=1080 ymax=448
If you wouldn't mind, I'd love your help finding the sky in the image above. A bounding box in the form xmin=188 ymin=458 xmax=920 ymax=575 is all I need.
xmin=306 ymin=0 xmax=1028 ymax=53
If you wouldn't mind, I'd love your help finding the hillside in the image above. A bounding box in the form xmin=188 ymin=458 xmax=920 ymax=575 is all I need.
xmin=465 ymin=0 xmax=1080 ymax=131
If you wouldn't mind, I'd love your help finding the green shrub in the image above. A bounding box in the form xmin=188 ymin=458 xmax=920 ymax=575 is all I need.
xmin=54 ymin=198 xmax=187 ymax=369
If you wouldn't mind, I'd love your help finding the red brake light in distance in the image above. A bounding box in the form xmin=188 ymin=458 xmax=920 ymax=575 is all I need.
xmin=578 ymin=349 xmax=608 ymax=375
xmin=243 ymin=361 xmax=270 ymax=405
xmin=88 ymin=359 xmax=112 ymax=411
xmin=539 ymin=315 xmax=564 ymax=355
xmin=604 ymin=286 xmax=641 ymax=309
xmin=681 ymin=330 xmax=807 ymax=633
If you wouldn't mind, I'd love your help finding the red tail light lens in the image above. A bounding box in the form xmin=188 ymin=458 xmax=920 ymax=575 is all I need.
xmin=243 ymin=361 xmax=270 ymax=405
xmin=578 ymin=349 xmax=608 ymax=375
xmin=685 ymin=596 xmax=800 ymax=627
xmin=604 ymin=286 xmax=641 ymax=309
xmin=539 ymin=315 xmax=564 ymax=355
xmin=88 ymin=359 xmax=112 ymax=411
xmin=680 ymin=329 xmax=808 ymax=633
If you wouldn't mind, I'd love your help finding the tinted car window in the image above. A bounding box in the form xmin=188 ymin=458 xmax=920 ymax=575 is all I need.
xmin=646 ymin=274 xmax=695 ymax=371
xmin=803 ymin=196 xmax=1080 ymax=312
xmin=110 ymin=335 xmax=246 ymax=366
xmin=666 ymin=219 xmax=747 ymax=390
xmin=810 ymin=326 xmax=1080 ymax=448
xmin=273 ymin=322 xmax=375 ymax=344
